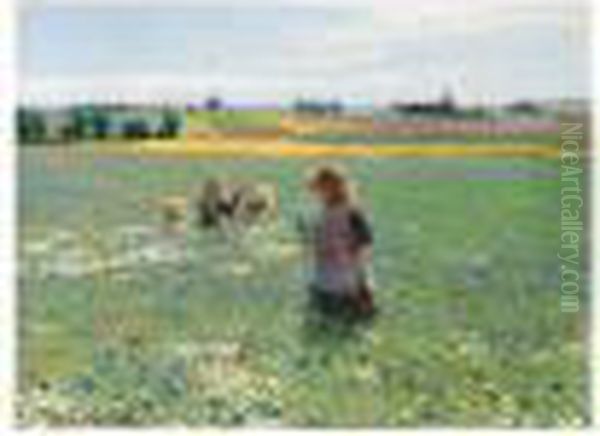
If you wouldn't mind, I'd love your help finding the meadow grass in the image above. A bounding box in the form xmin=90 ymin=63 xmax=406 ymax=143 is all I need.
xmin=17 ymin=146 xmax=587 ymax=426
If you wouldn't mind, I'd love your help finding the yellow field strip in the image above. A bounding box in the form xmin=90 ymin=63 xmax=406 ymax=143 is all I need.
xmin=95 ymin=140 xmax=560 ymax=159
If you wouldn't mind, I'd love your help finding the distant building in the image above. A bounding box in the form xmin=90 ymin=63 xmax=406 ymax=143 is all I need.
xmin=505 ymin=101 xmax=542 ymax=114
xmin=205 ymin=97 xmax=224 ymax=112
xmin=293 ymin=99 xmax=344 ymax=116
xmin=390 ymin=87 xmax=458 ymax=118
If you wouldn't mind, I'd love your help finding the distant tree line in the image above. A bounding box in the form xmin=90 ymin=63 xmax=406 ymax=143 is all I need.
xmin=17 ymin=105 xmax=185 ymax=144
xmin=17 ymin=109 xmax=47 ymax=144
xmin=293 ymin=99 xmax=344 ymax=116
xmin=388 ymin=88 xmax=551 ymax=120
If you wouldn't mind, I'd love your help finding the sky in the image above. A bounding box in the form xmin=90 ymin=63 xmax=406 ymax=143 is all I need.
xmin=18 ymin=0 xmax=591 ymax=106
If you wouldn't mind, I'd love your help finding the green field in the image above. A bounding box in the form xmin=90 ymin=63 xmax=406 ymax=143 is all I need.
xmin=17 ymin=146 xmax=588 ymax=426
xmin=292 ymin=131 xmax=561 ymax=146
xmin=187 ymin=109 xmax=282 ymax=131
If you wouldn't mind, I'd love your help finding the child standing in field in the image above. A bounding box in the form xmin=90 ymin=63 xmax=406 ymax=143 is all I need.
xmin=301 ymin=165 xmax=376 ymax=319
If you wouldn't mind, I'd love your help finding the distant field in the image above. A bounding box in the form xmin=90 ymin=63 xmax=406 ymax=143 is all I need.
xmin=291 ymin=131 xmax=561 ymax=146
xmin=17 ymin=146 xmax=587 ymax=426
xmin=93 ymin=139 xmax=561 ymax=159
xmin=184 ymin=110 xmax=562 ymax=147
xmin=187 ymin=109 xmax=283 ymax=131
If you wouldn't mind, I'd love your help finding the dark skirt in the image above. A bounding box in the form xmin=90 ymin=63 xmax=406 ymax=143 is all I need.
xmin=309 ymin=285 xmax=375 ymax=319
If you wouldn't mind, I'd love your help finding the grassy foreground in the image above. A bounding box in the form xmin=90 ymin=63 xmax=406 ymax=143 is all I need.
xmin=17 ymin=146 xmax=587 ymax=427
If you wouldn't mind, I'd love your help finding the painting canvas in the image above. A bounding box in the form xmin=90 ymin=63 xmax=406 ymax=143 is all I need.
xmin=14 ymin=0 xmax=591 ymax=428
